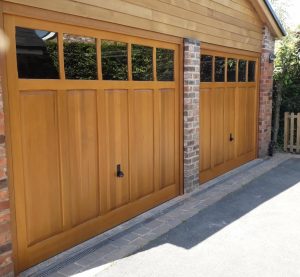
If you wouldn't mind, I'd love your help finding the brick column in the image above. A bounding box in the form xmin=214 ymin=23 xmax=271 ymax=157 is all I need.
xmin=183 ymin=38 xmax=200 ymax=193
xmin=258 ymin=26 xmax=275 ymax=157
xmin=0 ymin=60 xmax=13 ymax=275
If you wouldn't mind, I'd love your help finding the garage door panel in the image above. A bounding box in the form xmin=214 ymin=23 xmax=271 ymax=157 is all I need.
xmin=224 ymin=87 xmax=235 ymax=162
xmin=160 ymin=89 xmax=176 ymax=189
xmin=237 ymin=87 xmax=248 ymax=157
xmin=200 ymin=89 xmax=211 ymax=172
xmin=212 ymin=88 xmax=225 ymax=167
xmin=130 ymin=90 xmax=155 ymax=200
xmin=246 ymin=87 xmax=256 ymax=153
xmin=20 ymin=91 xmax=63 ymax=245
xmin=200 ymin=50 xmax=258 ymax=183
xmin=99 ymin=89 xmax=130 ymax=213
xmin=58 ymin=90 xmax=99 ymax=227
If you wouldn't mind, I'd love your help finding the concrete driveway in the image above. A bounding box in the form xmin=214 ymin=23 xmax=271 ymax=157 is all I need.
xmin=86 ymin=158 xmax=300 ymax=277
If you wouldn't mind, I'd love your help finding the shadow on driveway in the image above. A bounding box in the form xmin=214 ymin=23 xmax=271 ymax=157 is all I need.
xmin=138 ymin=158 xmax=300 ymax=251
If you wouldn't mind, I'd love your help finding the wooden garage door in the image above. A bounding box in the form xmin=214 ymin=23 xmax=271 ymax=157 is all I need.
xmin=200 ymin=48 xmax=259 ymax=183
xmin=4 ymin=15 xmax=181 ymax=272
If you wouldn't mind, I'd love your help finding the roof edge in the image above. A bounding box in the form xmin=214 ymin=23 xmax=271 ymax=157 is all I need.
xmin=264 ymin=0 xmax=287 ymax=36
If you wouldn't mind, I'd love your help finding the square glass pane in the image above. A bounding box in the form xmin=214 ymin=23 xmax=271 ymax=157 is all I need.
xmin=101 ymin=40 xmax=128 ymax=80
xmin=248 ymin=61 xmax=256 ymax=82
xmin=200 ymin=55 xmax=212 ymax=82
xmin=132 ymin=44 xmax=153 ymax=81
xmin=238 ymin=60 xmax=247 ymax=82
xmin=16 ymin=27 xmax=59 ymax=79
xmin=63 ymin=34 xmax=97 ymax=80
xmin=215 ymin=56 xmax=225 ymax=82
xmin=227 ymin=58 xmax=237 ymax=82
xmin=156 ymin=48 xmax=174 ymax=81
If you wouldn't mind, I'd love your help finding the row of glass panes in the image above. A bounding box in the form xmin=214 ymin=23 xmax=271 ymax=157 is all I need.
xmin=15 ymin=27 xmax=175 ymax=81
xmin=201 ymin=55 xmax=256 ymax=83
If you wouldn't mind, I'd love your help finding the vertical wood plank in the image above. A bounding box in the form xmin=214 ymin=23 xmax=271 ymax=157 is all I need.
xmin=129 ymin=89 xmax=155 ymax=200
xmin=128 ymin=89 xmax=133 ymax=201
xmin=153 ymin=47 xmax=157 ymax=82
xmin=245 ymin=60 xmax=249 ymax=82
xmin=58 ymin=32 xmax=65 ymax=80
xmin=56 ymin=89 xmax=71 ymax=231
xmin=236 ymin=59 xmax=239 ymax=82
xmin=154 ymin=88 xmax=161 ymax=191
xmin=128 ymin=43 xmax=132 ymax=81
xmin=96 ymin=38 xmax=102 ymax=80
xmin=234 ymin=86 xmax=238 ymax=159
xmin=284 ymin=112 xmax=289 ymax=152
xmin=20 ymin=91 xmax=63 ymax=245
xmin=212 ymin=56 xmax=215 ymax=82
xmin=224 ymin=57 xmax=228 ymax=82
xmin=98 ymin=89 xmax=130 ymax=213
xmin=290 ymin=113 xmax=294 ymax=152
xmin=200 ymin=88 xmax=212 ymax=172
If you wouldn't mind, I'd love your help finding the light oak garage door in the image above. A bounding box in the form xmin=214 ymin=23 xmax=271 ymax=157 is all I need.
xmin=5 ymin=15 xmax=181 ymax=272
xmin=200 ymin=48 xmax=259 ymax=183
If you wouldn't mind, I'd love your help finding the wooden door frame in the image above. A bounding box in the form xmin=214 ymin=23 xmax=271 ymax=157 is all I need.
xmin=1 ymin=5 xmax=184 ymax=273
xmin=0 ymin=2 xmax=21 ymax=272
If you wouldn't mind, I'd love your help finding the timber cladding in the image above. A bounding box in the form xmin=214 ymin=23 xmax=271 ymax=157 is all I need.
xmin=2 ymin=0 xmax=263 ymax=52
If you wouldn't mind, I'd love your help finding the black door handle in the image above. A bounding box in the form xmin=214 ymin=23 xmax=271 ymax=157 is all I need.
xmin=229 ymin=133 xmax=234 ymax=141
xmin=116 ymin=164 xmax=124 ymax=178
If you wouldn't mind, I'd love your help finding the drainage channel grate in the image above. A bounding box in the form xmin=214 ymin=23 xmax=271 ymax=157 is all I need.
xmin=29 ymin=214 xmax=174 ymax=276
xmin=30 ymin=239 xmax=113 ymax=277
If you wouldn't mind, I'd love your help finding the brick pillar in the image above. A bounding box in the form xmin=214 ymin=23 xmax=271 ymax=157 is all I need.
xmin=183 ymin=38 xmax=200 ymax=193
xmin=0 ymin=59 xmax=13 ymax=275
xmin=258 ymin=26 xmax=275 ymax=157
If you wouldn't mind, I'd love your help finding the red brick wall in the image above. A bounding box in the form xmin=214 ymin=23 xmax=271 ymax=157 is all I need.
xmin=258 ymin=26 xmax=275 ymax=157
xmin=0 ymin=71 xmax=13 ymax=276
xmin=183 ymin=38 xmax=200 ymax=193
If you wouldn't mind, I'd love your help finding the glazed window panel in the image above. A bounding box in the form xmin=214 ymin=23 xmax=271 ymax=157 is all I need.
xmin=200 ymin=55 xmax=213 ymax=82
xmin=63 ymin=34 xmax=97 ymax=80
xmin=132 ymin=44 xmax=153 ymax=81
xmin=227 ymin=58 xmax=237 ymax=82
xmin=156 ymin=48 xmax=174 ymax=81
xmin=15 ymin=27 xmax=59 ymax=79
xmin=248 ymin=61 xmax=256 ymax=82
xmin=238 ymin=60 xmax=247 ymax=82
xmin=215 ymin=56 xmax=225 ymax=82
xmin=101 ymin=40 xmax=128 ymax=80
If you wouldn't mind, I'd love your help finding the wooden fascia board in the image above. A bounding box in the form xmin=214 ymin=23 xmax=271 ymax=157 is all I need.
xmin=251 ymin=0 xmax=284 ymax=38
